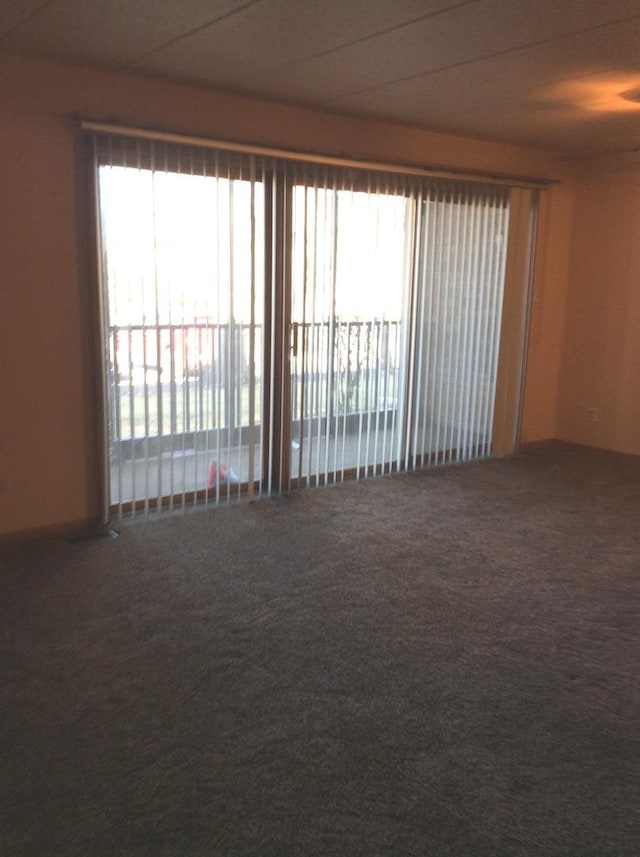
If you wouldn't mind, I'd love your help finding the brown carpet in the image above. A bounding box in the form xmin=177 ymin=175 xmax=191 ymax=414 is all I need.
xmin=1 ymin=441 xmax=639 ymax=856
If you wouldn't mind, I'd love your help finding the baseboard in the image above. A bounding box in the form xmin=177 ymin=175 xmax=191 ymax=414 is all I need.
xmin=518 ymin=437 xmax=640 ymax=461
xmin=0 ymin=516 xmax=112 ymax=545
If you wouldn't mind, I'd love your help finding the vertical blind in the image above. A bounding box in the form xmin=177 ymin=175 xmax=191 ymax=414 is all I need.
xmin=91 ymin=132 xmax=520 ymax=518
xmin=409 ymin=186 xmax=509 ymax=469
xmin=95 ymin=137 xmax=268 ymax=517
xmin=288 ymin=166 xmax=414 ymax=487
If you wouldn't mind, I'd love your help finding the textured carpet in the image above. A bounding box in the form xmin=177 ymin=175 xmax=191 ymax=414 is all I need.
xmin=1 ymin=442 xmax=639 ymax=856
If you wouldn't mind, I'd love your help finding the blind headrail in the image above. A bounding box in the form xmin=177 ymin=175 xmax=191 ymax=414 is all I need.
xmin=80 ymin=119 xmax=557 ymax=190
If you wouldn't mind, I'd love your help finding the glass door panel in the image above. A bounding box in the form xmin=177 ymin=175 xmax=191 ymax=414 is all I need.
xmin=289 ymin=176 xmax=413 ymax=486
xmin=97 ymin=148 xmax=265 ymax=516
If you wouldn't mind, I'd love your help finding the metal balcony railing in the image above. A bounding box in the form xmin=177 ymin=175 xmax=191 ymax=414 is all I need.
xmin=107 ymin=319 xmax=403 ymax=459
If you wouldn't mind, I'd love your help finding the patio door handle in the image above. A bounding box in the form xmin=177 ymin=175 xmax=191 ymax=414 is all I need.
xmin=290 ymin=322 xmax=299 ymax=358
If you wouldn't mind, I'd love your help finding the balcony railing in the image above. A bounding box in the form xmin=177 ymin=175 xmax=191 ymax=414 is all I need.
xmin=107 ymin=320 xmax=403 ymax=459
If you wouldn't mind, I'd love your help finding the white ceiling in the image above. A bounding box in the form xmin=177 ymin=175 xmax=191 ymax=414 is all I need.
xmin=2 ymin=0 xmax=640 ymax=155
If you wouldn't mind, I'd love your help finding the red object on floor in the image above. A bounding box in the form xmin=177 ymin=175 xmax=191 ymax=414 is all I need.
xmin=207 ymin=460 xmax=227 ymax=488
xmin=207 ymin=460 xmax=240 ymax=488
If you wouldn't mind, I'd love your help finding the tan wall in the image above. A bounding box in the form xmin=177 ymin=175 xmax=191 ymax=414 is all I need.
xmin=557 ymin=157 xmax=640 ymax=455
xmin=0 ymin=53 xmax=575 ymax=537
xmin=519 ymin=182 xmax=575 ymax=444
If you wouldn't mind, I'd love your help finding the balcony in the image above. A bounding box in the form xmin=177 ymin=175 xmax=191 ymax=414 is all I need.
xmin=107 ymin=319 xmax=406 ymax=506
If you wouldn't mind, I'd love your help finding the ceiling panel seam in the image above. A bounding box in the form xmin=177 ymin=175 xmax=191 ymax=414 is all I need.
xmin=326 ymin=10 xmax=640 ymax=104
xmin=0 ymin=0 xmax=55 ymax=41
xmin=138 ymin=0 xmax=264 ymax=60
xmin=236 ymin=0 xmax=481 ymax=84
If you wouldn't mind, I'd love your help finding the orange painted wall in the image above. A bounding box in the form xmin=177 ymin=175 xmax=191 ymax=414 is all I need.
xmin=0 ymin=53 xmax=575 ymax=537
xmin=556 ymin=157 xmax=640 ymax=455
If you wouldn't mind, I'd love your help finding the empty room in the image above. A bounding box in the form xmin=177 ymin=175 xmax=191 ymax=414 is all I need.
xmin=1 ymin=1 xmax=638 ymax=855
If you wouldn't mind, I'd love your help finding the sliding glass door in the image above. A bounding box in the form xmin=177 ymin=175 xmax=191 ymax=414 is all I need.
xmin=288 ymin=170 xmax=413 ymax=487
xmin=286 ymin=173 xmax=518 ymax=487
xmin=91 ymin=130 xmax=534 ymax=518
xmin=96 ymin=140 xmax=266 ymax=515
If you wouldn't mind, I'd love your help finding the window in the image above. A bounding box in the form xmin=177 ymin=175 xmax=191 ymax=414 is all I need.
xmin=90 ymin=130 xmax=537 ymax=518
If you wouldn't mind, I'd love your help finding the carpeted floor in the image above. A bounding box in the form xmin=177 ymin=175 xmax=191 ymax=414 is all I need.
xmin=1 ymin=441 xmax=639 ymax=856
